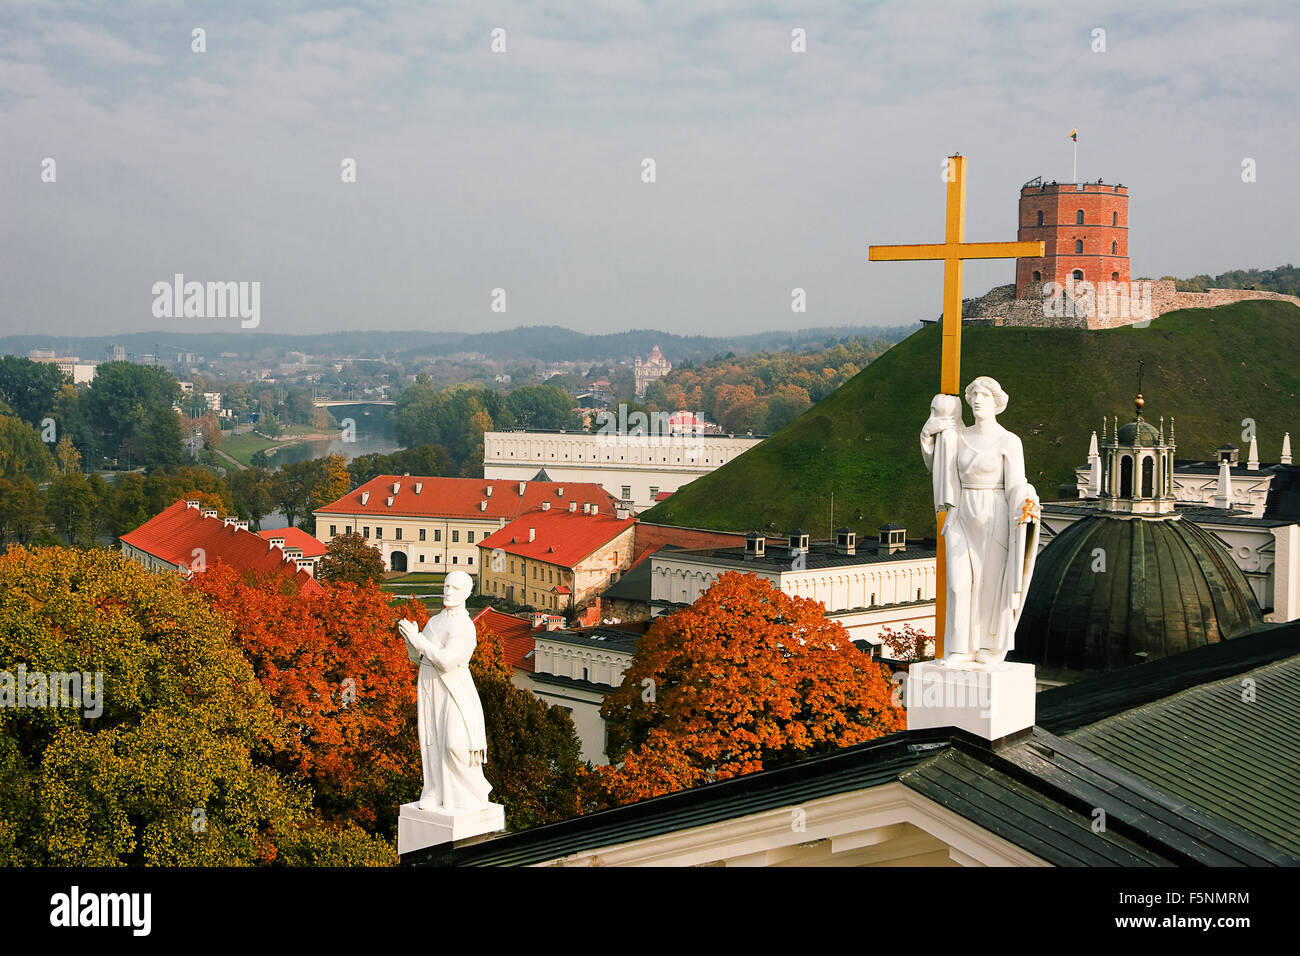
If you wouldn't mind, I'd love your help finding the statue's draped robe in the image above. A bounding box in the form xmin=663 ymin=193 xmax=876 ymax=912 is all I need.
xmin=922 ymin=423 xmax=1037 ymax=655
xmin=405 ymin=609 xmax=492 ymax=812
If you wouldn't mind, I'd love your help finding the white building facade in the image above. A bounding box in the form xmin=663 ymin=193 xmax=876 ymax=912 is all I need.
xmin=483 ymin=428 xmax=764 ymax=511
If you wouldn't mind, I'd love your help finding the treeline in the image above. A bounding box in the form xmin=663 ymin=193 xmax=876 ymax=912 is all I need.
xmin=641 ymin=337 xmax=898 ymax=434
xmin=391 ymin=378 xmax=579 ymax=476
xmin=1171 ymin=264 xmax=1299 ymax=296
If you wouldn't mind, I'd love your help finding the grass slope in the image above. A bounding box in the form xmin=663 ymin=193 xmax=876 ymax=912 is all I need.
xmin=642 ymin=300 xmax=1300 ymax=538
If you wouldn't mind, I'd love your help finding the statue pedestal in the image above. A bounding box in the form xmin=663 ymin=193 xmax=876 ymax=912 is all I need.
xmin=397 ymin=802 xmax=505 ymax=855
xmin=905 ymin=660 xmax=1035 ymax=741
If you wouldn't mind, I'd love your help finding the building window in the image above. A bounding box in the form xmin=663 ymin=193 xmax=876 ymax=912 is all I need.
xmin=1036 ymin=210 xmax=1043 ymax=226
xmin=1073 ymin=269 xmax=1084 ymax=280
xmin=345 ymin=526 xmax=352 ymax=534
xmin=467 ymin=555 xmax=473 ymax=566
xmin=1112 ymin=211 xmax=1118 ymax=226
xmin=582 ymin=667 xmax=589 ymax=681
xmin=419 ymin=555 xmax=425 ymax=563
xmin=1032 ymin=270 xmax=1041 ymax=282
xmin=1112 ymin=271 xmax=1119 ymax=281
xmin=468 ymin=531 xmax=475 ymax=543
xmin=621 ymin=485 xmax=631 ymax=499
xmin=1111 ymin=240 xmax=1117 ymax=255
xmin=452 ymin=556 xmax=458 ymax=564
xmin=435 ymin=555 xmax=441 ymax=564
xmin=649 ymin=486 xmax=658 ymax=498
xmin=329 ymin=525 xmax=337 ymax=536
xmin=1076 ymin=209 xmax=1084 ymax=225
xmin=363 ymin=527 xmax=370 ymax=539
xmin=419 ymin=528 xmax=426 ymax=541
xmin=452 ymin=530 xmax=459 ymax=543
xmin=395 ymin=528 xmax=402 ymax=540
xmin=1074 ymin=239 xmax=1083 ymax=254
xmin=375 ymin=527 xmax=382 ymax=539
xmin=434 ymin=529 xmax=442 ymax=542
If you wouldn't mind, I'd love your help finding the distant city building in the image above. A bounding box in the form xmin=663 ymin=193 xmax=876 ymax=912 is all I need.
xmin=634 ymin=345 xmax=671 ymax=398
xmin=483 ymin=429 xmax=763 ymax=511
xmin=120 ymin=500 xmax=321 ymax=592
xmin=26 ymin=349 xmax=96 ymax=384
xmin=313 ymin=475 xmax=618 ymax=573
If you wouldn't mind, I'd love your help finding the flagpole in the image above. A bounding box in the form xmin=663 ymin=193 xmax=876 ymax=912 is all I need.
xmin=1073 ymin=139 xmax=1077 ymax=184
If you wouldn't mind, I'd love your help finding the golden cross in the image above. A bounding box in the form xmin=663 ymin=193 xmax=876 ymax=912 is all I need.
xmin=867 ymin=154 xmax=1044 ymax=656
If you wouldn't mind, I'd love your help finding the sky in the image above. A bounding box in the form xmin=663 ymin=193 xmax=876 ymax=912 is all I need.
xmin=1 ymin=0 xmax=1296 ymax=339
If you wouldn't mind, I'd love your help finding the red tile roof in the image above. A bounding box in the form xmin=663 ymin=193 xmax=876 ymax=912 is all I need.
xmin=472 ymin=607 xmax=537 ymax=673
xmin=121 ymin=500 xmax=323 ymax=593
xmin=314 ymin=475 xmax=618 ymax=521
xmin=654 ymin=490 xmax=674 ymax=501
xmin=257 ymin=526 xmax=327 ymax=558
xmin=478 ymin=507 xmax=634 ymax=568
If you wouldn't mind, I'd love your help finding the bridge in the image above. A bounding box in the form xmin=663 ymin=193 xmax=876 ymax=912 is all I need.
xmin=312 ymin=400 xmax=396 ymax=408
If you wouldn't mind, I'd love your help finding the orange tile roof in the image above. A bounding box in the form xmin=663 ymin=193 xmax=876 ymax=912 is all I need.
xmin=314 ymin=474 xmax=618 ymax=521
xmin=121 ymin=500 xmax=322 ymax=593
xmin=472 ymin=607 xmax=537 ymax=673
xmin=478 ymin=507 xmax=634 ymax=568
xmin=257 ymin=526 xmax=327 ymax=558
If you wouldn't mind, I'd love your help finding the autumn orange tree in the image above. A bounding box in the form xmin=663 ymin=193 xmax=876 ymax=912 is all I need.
xmin=318 ymin=531 xmax=386 ymax=586
xmin=187 ymin=566 xmax=419 ymax=837
xmin=596 ymin=571 xmax=904 ymax=805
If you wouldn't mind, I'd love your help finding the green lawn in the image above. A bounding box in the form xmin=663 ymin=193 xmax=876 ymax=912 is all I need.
xmin=218 ymin=431 xmax=296 ymax=467
xmin=643 ymin=300 xmax=1300 ymax=538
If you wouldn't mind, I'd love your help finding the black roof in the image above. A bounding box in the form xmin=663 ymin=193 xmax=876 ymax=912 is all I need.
xmin=666 ymin=540 xmax=936 ymax=572
xmin=534 ymin=626 xmax=640 ymax=654
xmin=602 ymin=548 xmax=681 ymax=603
xmin=1264 ymin=464 xmax=1300 ymax=520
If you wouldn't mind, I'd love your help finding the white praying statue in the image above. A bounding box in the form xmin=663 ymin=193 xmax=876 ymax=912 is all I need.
xmin=397 ymin=570 xmax=493 ymax=813
xmin=920 ymin=376 xmax=1041 ymax=666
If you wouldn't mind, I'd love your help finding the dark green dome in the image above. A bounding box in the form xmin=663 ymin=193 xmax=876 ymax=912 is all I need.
xmin=1116 ymin=417 xmax=1162 ymax=446
xmin=1012 ymin=514 xmax=1261 ymax=673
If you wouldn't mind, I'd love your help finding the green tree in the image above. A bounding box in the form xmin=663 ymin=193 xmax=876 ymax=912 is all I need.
xmin=0 ymin=546 xmax=395 ymax=865
xmin=230 ymin=466 xmax=275 ymax=530
xmin=81 ymin=362 xmax=183 ymax=469
xmin=0 ymin=415 xmax=56 ymax=482
xmin=44 ymin=472 xmax=102 ymax=546
xmin=0 ymin=477 xmax=44 ymax=546
xmin=271 ymin=460 xmax=315 ymax=528
xmin=318 ymin=531 xmax=386 ymax=585
xmin=506 ymin=384 xmax=579 ymax=430
xmin=0 ymin=356 xmax=67 ymax=427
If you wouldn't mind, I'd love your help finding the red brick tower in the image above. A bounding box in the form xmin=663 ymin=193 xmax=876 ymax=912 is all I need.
xmin=1015 ymin=177 xmax=1129 ymax=298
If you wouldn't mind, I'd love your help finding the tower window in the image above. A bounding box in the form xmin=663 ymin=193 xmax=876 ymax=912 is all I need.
xmin=1112 ymin=211 xmax=1118 ymax=226
xmin=1033 ymin=270 xmax=1041 ymax=281
xmin=1111 ymin=240 xmax=1117 ymax=255
xmin=1073 ymin=269 xmax=1084 ymax=280
xmin=1076 ymin=209 xmax=1085 ymax=225
xmin=1036 ymin=210 xmax=1044 ymax=226
xmin=1075 ymin=240 xmax=1084 ymax=254
xmin=1112 ymin=271 xmax=1119 ymax=281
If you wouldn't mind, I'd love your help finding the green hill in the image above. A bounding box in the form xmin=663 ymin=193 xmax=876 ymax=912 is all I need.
xmin=642 ymin=300 xmax=1300 ymax=538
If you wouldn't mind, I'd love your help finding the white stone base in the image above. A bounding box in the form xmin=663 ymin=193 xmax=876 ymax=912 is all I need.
xmin=397 ymin=802 xmax=506 ymax=855
xmin=905 ymin=660 xmax=1036 ymax=741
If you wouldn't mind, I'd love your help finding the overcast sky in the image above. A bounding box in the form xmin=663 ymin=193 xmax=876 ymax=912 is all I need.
xmin=2 ymin=0 xmax=1296 ymax=339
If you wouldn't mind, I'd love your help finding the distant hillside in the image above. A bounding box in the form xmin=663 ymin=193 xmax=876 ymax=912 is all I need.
xmin=0 ymin=324 xmax=916 ymax=365
xmin=642 ymin=300 xmax=1300 ymax=538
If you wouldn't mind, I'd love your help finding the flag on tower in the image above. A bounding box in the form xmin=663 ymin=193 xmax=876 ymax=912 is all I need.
xmin=1069 ymin=129 xmax=1078 ymax=141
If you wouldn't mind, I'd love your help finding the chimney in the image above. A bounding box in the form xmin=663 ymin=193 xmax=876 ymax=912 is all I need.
xmin=528 ymin=528 xmax=536 ymax=542
xmin=386 ymin=496 xmax=394 ymax=507
xmin=547 ymin=615 xmax=564 ymax=631
xmin=518 ymin=481 xmax=527 ymax=496
xmin=583 ymin=502 xmax=591 ymax=514
xmin=589 ymin=505 xmax=598 ymax=516
xmin=479 ymin=500 xmax=488 ymax=511
xmin=569 ymin=500 xmax=577 ymax=512
xmin=788 ymin=528 xmax=809 ymax=554
xmin=223 ymin=516 xmax=237 ymax=528
xmin=744 ymin=531 xmax=765 ymax=561
xmin=233 ymin=520 xmax=249 ymax=532
xmin=269 ymin=536 xmax=286 ymax=550
xmin=185 ymin=499 xmax=201 ymax=509
xmin=201 ymin=508 xmax=218 ymax=519
xmin=557 ymin=487 xmax=564 ymax=496
xmin=542 ymin=501 xmax=551 ymax=511
xmin=392 ymin=481 xmax=401 ymax=494
xmin=878 ymin=524 xmax=906 ymax=555
xmin=415 ymin=482 xmax=422 ymax=494
xmin=361 ymin=491 xmax=370 ymax=505
xmin=615 ymin=505 xmax=630 ymax=520
xmin=835 ymin=527 xmax=856 ymax=555
xmin=485 ymin=485 xmax=493 ymax=497
xmin=531 ymin=611 xmax=547 ymax=628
